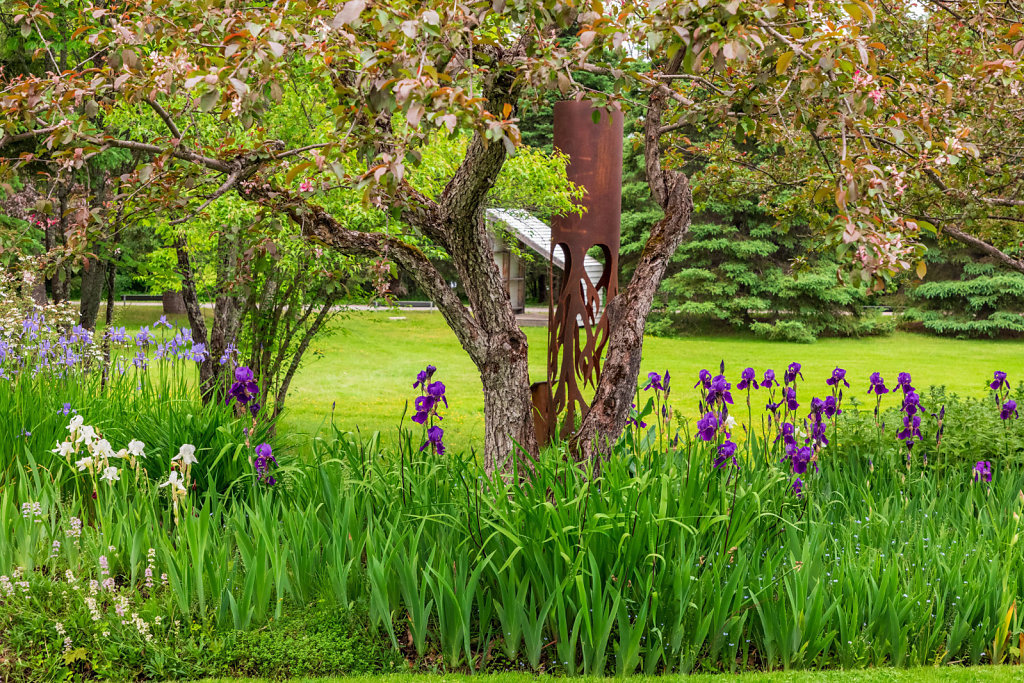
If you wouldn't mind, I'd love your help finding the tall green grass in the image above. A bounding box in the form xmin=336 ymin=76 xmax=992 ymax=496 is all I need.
xmin=3 ymin=387 xmax=1024 ymax=678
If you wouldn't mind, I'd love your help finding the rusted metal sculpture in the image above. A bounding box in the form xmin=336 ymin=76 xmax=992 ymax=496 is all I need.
xmin=537 ymin=101 xmax=623 ymax=443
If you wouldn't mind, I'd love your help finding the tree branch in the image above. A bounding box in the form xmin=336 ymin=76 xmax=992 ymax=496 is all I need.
xmin=240 ymin=183 xmax=488 ymax=362
xmin=0 ymin=126 xmax=60 ymax=150
xmin=146 ymin=98 xmax=182 ymax=140
xmin=942 ymin=223 xmax=1024 ymax=274
xmin=89 ymin=136 xmax=235 ymax=173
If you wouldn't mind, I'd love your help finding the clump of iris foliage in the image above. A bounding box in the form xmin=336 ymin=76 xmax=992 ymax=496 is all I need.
xmin=3 ymin=307 xmax=1024 ymax=679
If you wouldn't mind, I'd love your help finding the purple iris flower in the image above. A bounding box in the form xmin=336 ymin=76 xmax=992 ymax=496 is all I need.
xmin=189 ymin=342 xmax=206 ymax=362
xmin=897 ymin=414 xmax=922 ymax=442
xmin=412 ymin=395 xmax=436 ymax=424
xmin=823 ymin=395 xmax=841 ymax=418
xmin=1001 ymin=400 xmax=1019 ymax=420
xmin=420 ymin=425 xmax=445 ymax=455
xmin=253 ymin=443 xmax=277 ymax=484
xmin=427 ymin=381 xmax=448 ymax=408
xmin=791 ymin=446 xmax=812 ymax=475
xmin=826 ymin=367 xmax=849 ymax=388
xmin=810 ymin=420 xmax=829 ymax=446
xmin=897 ymin=372 xmax=914 ymax=394
xmin=413 ymin=365 xmax=437 ymax=390
xmin=135 ymin=326 xmax=153 ymax=346
xmin=60 ymin=403 xmax=73 ymax=416
xmin=71 ymin=325 xmax=93 ymax=344
xmin=22 ymin=317 xmax=40 ymax=339
xmin=625 ymin=403 xmax=647 ymax=429
xmin=784 ymin=362 xmax=803 ymax=385
xmin=868 ymin=372 xmax=889 ymax=395
xmin=154 ymin=315 xmax=173 ymax=329
xmin=762 ymin=369 xmax=777 ymax=389
xmin=779 ymin=422 xmax=797 ymax=448
xmin=412 ymin=366 xmax=447 ymax=431
xmin=991 ymin=371 xmax=1009 ymax=392
xmin=784 ymin=387 xmax=799 ymax=411
xmin=809 ymin=397 xmax=825 ymax=418
xmin=219 ymin=342 xmax=237 ymax=365
xmin=714 ymin=439 xmax=737 ymax=469
xmin=737 ymin=368 xmax=759 ymax=391
xmin=694 ymin=369 xmax=712 ymax=391
xmin=707 ymin=375 xmax=734 ymax=405
xmin=973 ymin=460 xmax=992 ymax=483
xmin=902 ymin=391 xmax=921 ymax=416
xmin=697 ymin=412 xmax=719 ymax=441
xmin=644 ymin=371 xmax=665 ymax=392
xmin=792 ymin=477 xmax=804 ymax=497
xmin=226 ymin=366 xmax=260 ymax=407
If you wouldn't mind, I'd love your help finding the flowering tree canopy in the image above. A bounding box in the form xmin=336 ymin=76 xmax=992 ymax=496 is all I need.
xmin=2 ymin=0 xmax=1023 ymax=469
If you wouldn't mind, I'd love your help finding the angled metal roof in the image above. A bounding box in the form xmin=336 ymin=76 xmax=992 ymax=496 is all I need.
xmin=485 ymin=208 xmax=606 ymax=287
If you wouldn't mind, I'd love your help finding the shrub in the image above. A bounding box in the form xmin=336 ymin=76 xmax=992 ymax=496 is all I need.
xmin=223 ymin=605 xmax=401 ymax=678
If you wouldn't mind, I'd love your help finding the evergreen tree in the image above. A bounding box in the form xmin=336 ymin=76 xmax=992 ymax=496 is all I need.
xmin=905 ymin=259 xmax=1024 ymax=338
xmin=645 ymin=196 xmax=892 ymax=343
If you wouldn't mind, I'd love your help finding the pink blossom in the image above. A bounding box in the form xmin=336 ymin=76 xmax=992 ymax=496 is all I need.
xmin=852 ymin=69 xmax=873 ymax=87
xmin=299 ymin=179 xmax=314 ymax=192
xmin=868 ymin=89 xmax=883 ymax=104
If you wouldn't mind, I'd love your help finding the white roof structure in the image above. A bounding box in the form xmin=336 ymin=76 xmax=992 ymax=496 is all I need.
xmin=485 ymin=208 xmax=606 ymax=287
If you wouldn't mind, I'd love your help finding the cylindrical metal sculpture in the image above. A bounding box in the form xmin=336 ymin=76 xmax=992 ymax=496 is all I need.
xmin=544 ymin=100 xmax=623 ymax=439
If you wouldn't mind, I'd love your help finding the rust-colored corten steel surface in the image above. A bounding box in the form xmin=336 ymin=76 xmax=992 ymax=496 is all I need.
xmin=541 ymin=100 xmax=623 ymax=441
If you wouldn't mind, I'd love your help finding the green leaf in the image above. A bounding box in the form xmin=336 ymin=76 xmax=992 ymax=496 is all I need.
xmin=199 ymin=88 xmax=220 ymax=113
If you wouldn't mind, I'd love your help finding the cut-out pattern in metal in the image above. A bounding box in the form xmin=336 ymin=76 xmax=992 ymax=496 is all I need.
xmin=545 ymin=101 xmax=623 ymax=439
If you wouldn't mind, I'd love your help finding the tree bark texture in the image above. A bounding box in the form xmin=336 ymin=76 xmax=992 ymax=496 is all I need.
xmin=78 ymin=258 xmax=107 ymax=329
xmin=205 ymin=224 xmax=244 ymax=398
xmin=173 ymin=236 xmax=215 ymax=399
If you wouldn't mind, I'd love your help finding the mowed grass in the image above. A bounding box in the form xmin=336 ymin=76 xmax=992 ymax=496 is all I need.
xmin=99 ymin=304 xmax=1024 ymax=453
xmin=197 ymin=665 xmax=1022 ymax=682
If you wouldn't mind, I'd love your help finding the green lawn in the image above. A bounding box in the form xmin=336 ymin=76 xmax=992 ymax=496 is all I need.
xmin=101 ymin=305 xmax=1024 ymax=452
xmin=198 ymin=666 xmax=1022 ymax=682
